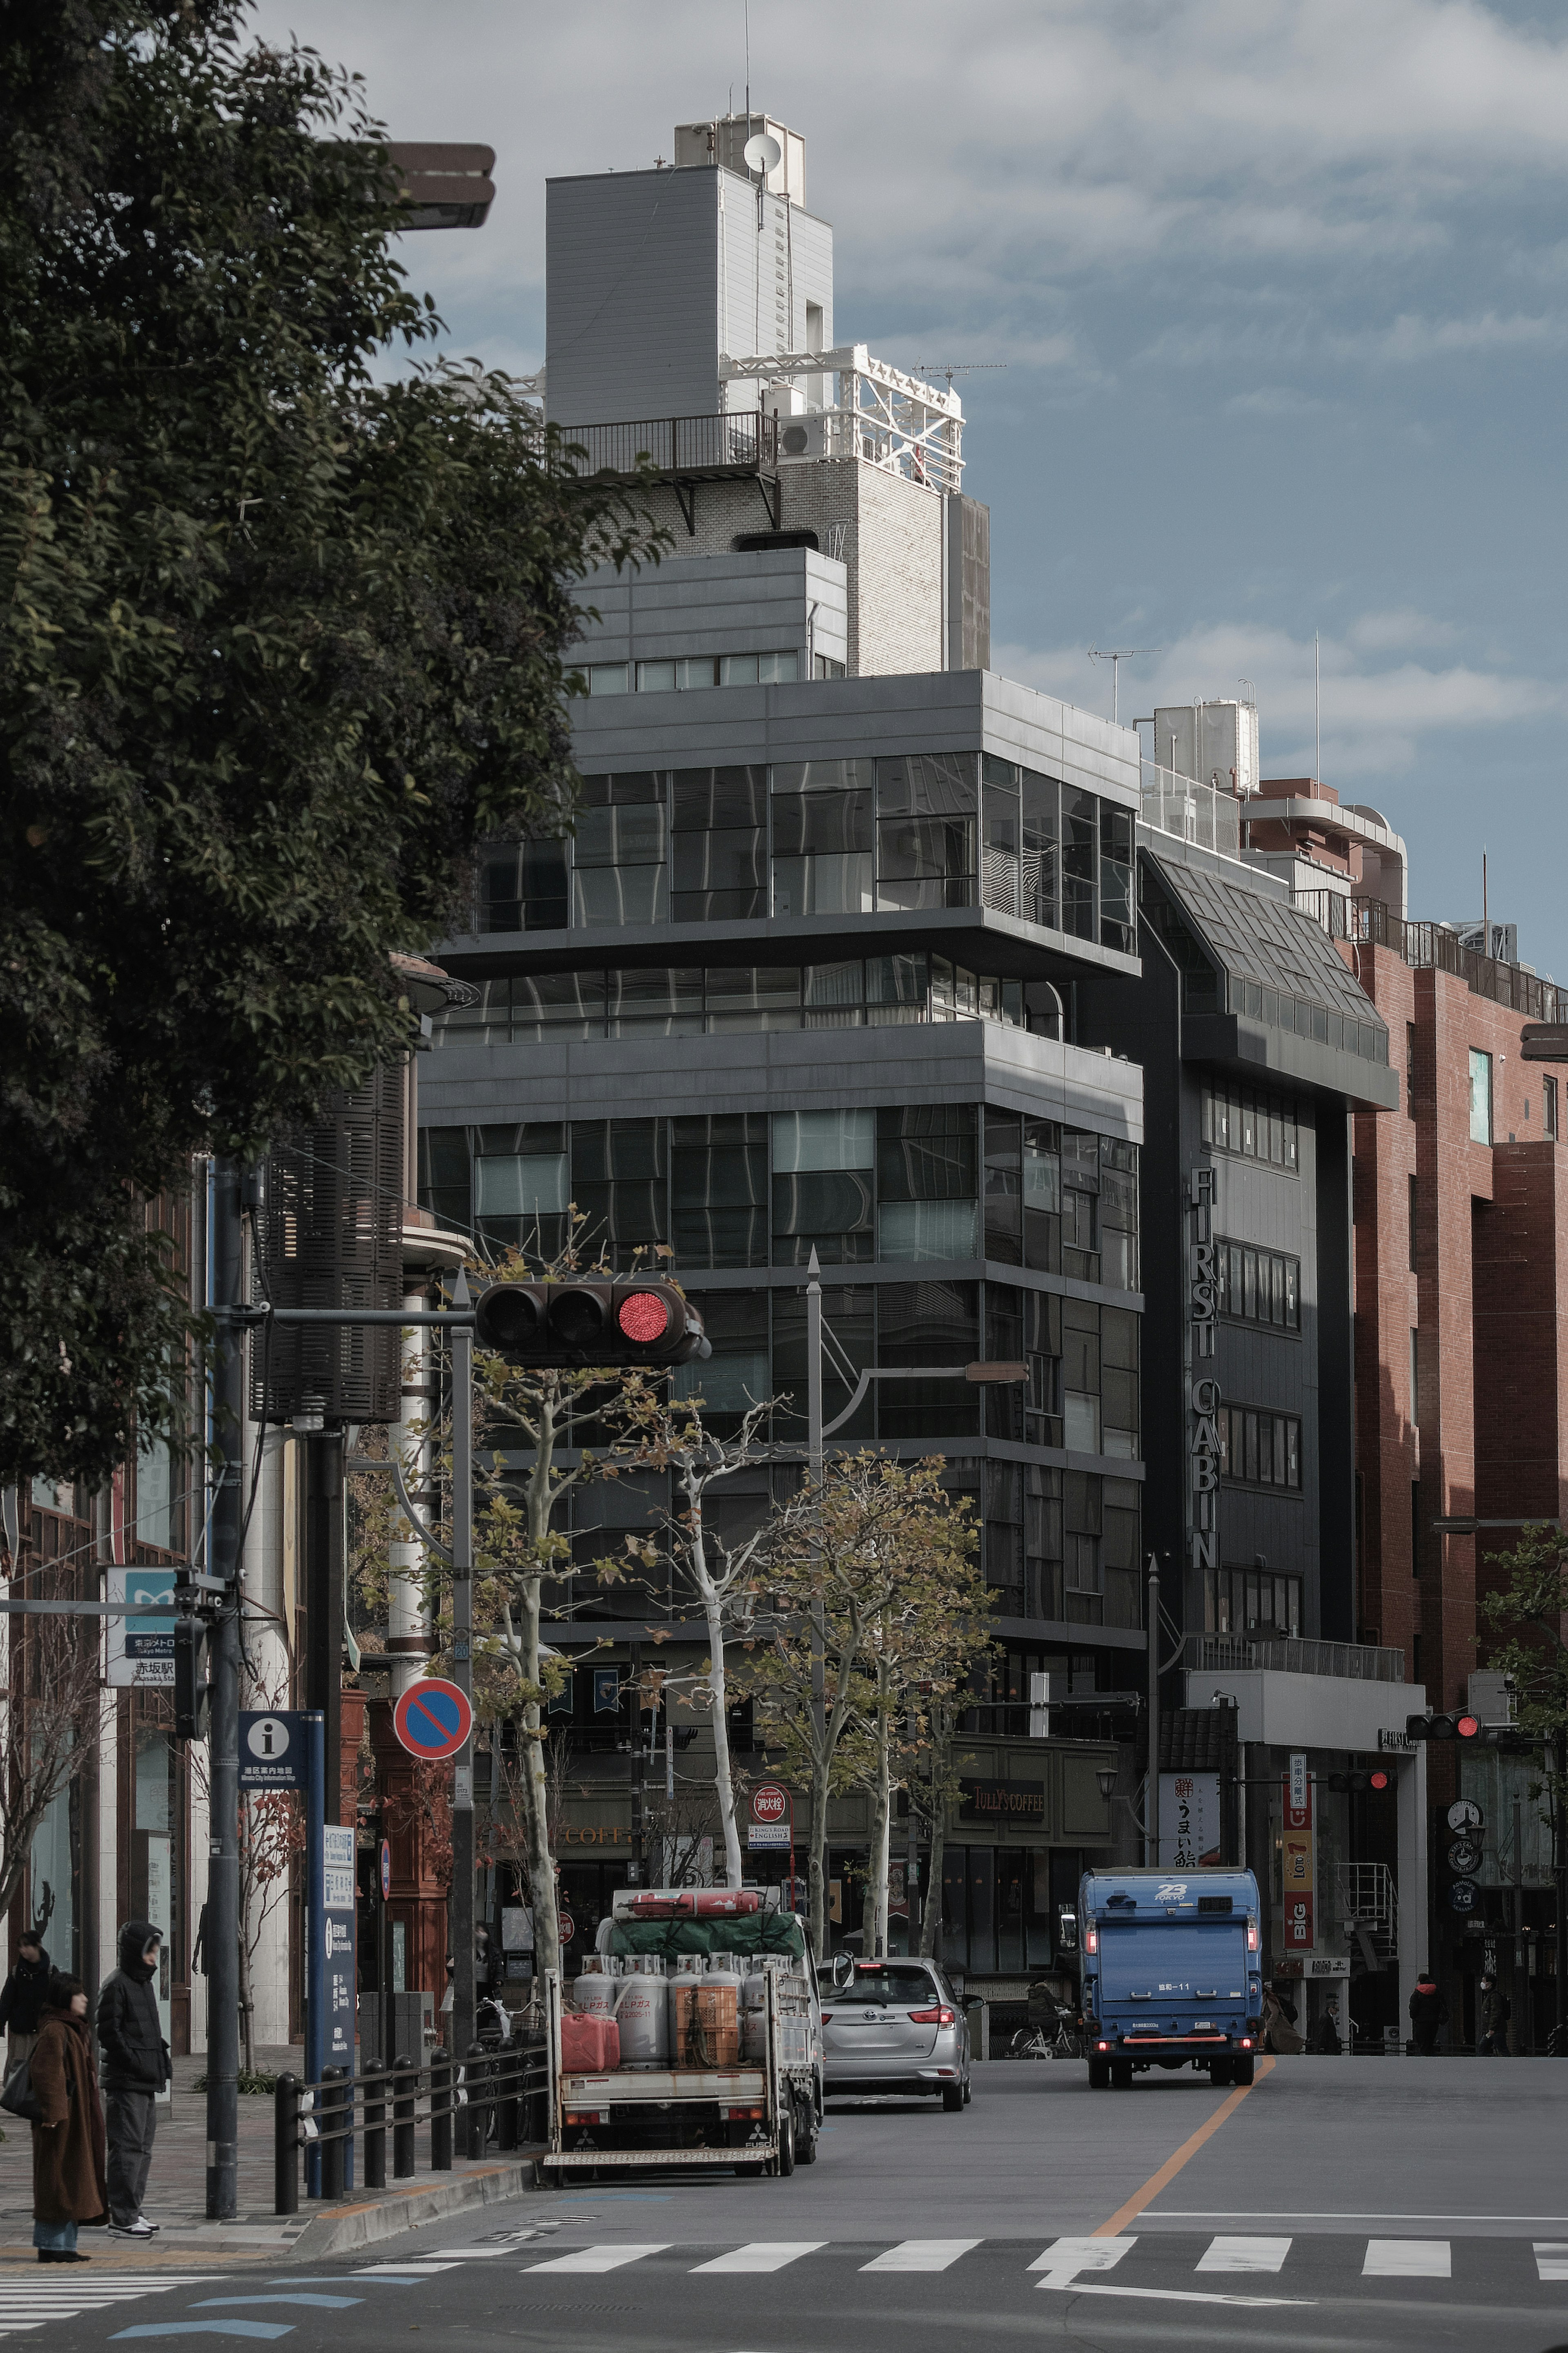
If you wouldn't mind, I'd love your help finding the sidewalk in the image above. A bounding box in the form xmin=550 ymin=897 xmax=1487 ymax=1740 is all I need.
xmin=0 ymin=2049 xmax=532 ymax=2269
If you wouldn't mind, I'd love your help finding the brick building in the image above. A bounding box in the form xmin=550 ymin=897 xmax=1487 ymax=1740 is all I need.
xmin=1350 ymin=905 xmax=1568 ymax=2044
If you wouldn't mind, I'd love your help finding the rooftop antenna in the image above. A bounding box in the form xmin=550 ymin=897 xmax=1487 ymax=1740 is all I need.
xmin=913 ymin=361 xmax=1008 ymax=391
xmin=1314 ymin=629 xmax=1321 ymax=785
xmin=1088 ymin=646 xmax=1162 ymax=728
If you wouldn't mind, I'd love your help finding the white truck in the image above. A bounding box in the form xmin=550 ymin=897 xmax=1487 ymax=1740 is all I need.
xmin=535 ymin=1891 xmax=824 ymax=2181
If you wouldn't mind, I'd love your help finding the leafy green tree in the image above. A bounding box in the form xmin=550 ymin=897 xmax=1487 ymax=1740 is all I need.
xmin=0 ymin=2 xmax=659 ymax=1482
xmin=1480 ymin=1527 xmax=1568 ymax=1905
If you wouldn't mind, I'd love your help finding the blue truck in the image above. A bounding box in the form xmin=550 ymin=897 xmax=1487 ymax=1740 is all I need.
xmin=1078 ymin=1867 xmax=1263 ymax=2090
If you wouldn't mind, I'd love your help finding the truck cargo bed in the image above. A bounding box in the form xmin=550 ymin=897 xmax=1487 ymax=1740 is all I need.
xmin=563 ymin=2067 xmax=768 ymax=2104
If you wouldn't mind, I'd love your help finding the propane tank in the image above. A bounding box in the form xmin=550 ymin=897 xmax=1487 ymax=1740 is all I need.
xmin=666 ymin=1954 xmax=710 ymax=2067
xmin=691 ymin=1950 xmax=743 ymax=2068
xmin=572 ymin=1957 xmax=621 ymax=2026
xmin=614 ymin=1958 xmax=668 ymax=2068
xmin=740 ymin=1954 xmax=791 ymax=2062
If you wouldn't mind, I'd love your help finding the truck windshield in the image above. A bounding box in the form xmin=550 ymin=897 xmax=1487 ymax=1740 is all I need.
xmin=836 ymin=1965 xmax=942 ymax=2008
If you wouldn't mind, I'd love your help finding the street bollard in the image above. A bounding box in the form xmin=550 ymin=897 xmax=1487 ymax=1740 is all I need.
xmin=363 ymin=2062 xmax=386 ymax=2190
xmin=430 ymin=2050 xmax=453 ymax=2172
xmin=392 ymin=2054 xmax=416 ymax=2180
xmin=320 ymin=2066 xmax=346 ymax=2201
xmin=466 ymin=2040 xmax=489 ymax=2159
xmin=274 ymin=2073 xmax=299 ymax=2217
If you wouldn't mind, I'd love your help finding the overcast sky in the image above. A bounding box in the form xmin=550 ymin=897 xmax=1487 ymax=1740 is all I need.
xmin=252 ymin=0 xmax=1568 ymax=970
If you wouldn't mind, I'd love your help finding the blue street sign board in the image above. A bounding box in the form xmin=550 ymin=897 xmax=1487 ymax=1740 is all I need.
xmin=239 ymin=1711 xmax=307 ymax=1790
xmin=392 ymin=1676 xmax=473 ymax=1761
xmin=322 ymin=1824 xmax=357 ymax=2069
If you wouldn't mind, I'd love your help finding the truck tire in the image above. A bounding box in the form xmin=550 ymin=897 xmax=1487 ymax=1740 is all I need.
xmin=794 ymin=2094 xmax=819 ymax=2164
xmin=1111 ymin=2060 xmax=1133 ymax=2090
xmin=1087 ymin=2057 xmax=1110 ymax=2089
xmin=1232 ymin=2053 xmax=1255 ymax=2087
xmin=775 ymin=2105 xmax=796 ymax=2177
xmin=1211 ymin=2058 xmax=1232 ymax=2087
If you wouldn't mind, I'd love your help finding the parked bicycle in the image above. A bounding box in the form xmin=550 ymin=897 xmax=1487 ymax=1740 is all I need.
xmin=1008 ymin=2015 xmax=1080 ymax=2061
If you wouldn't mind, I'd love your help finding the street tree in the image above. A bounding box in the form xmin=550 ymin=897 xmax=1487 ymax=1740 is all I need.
xmin=1480 ymin=1525 xmax=1568 ymax=1939
xmin=0 ymin=2 xmax=662 ymax=1483
xmin=0 ymin=1602 xmax=110 ymax=1929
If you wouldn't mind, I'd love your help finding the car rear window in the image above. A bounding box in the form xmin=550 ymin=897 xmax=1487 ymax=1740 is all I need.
xmin=836 ymin=1965 xmax=941 ymax=2007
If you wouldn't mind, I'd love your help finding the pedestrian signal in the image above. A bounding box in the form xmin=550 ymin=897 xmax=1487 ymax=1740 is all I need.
xmin=473 ymin=1277 xmax=710 ymax=1368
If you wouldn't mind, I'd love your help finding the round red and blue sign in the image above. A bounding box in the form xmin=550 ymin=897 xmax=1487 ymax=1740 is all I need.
xmin=392 ymin=1676 xmax=473 ymax=1762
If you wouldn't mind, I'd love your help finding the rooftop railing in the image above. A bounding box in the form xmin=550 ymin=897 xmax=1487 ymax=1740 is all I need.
xmin=1296 ymin=894 xmax=1568 ymax=1024
xmin=1183 ymin=1630 xmax=1408 ymax=1684
xmin=555 ymin=412 xmax=778 ymax=480
xmin=1140 ymin=763 xmax=1242 ymax=859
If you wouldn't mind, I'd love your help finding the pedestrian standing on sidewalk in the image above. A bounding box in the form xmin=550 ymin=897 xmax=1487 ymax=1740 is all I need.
xmin=0 ymin=1930 xmax=52 ymax=2072
xmin=1408 ymin=1969 xmax=1447 ymax=2055
xmin=1478 ymin=1974 xmax=1511 ymax=2055
xmin=94 ymin=1923 xmax=169 ymax=2239
xmin=31 ymin=1973 xmax=108 ymax=2265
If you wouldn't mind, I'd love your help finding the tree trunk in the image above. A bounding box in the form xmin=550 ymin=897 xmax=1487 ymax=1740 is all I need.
xmin=870 ymin=1692 xmax=892 ymax=1960
xmin=919 ymin=1722 xmax=950 ymax=1960
xmin=808 ymin=1753 xmax=831 ymax=1961
xmin=238 ymin=1926 xmax=255 ymax=2078
xmin=515 ymin=1394 xmax=563 ymax=1983
xmin=702 ymin=1595 xmax=744 ymax=1888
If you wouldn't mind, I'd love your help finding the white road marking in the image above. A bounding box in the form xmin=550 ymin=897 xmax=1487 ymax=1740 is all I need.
xmin=1196 ymin=2236 xmax=1292 ymax=2274
xmin=1057 ymin=2284 xmax=1314 ymax=2310
xmin=1363 ymin=2241 xmax=1451 ymax=2277
xmin=690 ymin=2245 xmax=827 ymax=2274
xmin=1536 ymin=2245 xmax=1568 ymax=2282
xmin=1028 ymin=2238 xmax=1135 ymax=2284
xmin=860 ymin=2241 xmax=983 ymax=2272
xmin=0 ymin=2275 xmax=218 ymax=2340
xmin=524 ymin=2244 xmax=670 ymax=2273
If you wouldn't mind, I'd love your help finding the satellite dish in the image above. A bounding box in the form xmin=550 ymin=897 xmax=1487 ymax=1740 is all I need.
xmin=743 ymin=131 xmax=782 ymax=177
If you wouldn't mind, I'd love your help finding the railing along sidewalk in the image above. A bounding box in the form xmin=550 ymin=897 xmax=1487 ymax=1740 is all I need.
xmin=273 ymin=2037 xmax=550 ymax=2215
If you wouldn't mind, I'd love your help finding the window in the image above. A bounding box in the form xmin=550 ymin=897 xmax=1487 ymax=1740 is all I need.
xmin=1060 ymin=787 xmax=1098 ymax=939
xmin=1410 ymin=1327 xmax=1419 ymax=1427
xmin=877 ymin=1106 xmax=979 ymax=1261
xmin=512 ymin=971 xmax=608 ymax=1041
xmin=1408 ymin=1175 xmax=1418 ymax=1273
xmin=472 ymin=1121 xmax=567 ymax=1257
xmin=876 ymin=1281 xmax=980 ymax=1438
xmin=1217 ymin=1403 xmax=1303 ymax=1490
xmin=1062 ymin=1300 xmax=1100 ymax=1454
xmin=571 ymin=1119 xmax=668 ymax=1266
xmin=1023 ymin=1119 xmax=1061 ymax=1272
xmin=1099 ymin=804 xmax=1134 ymax=954
xmin=671 ymin=1115 xmax=767 ymax=1268
xmin=1201 ymin=1083 xmax=1301 ymax=1171
xmin=1217 ymin=1239 xmax=1301 ymax=1332
xmin=573 ymin=774 xmax=667 ymax=926
xmin=1099 ymin=1140 xmax=1139 ymax=1291
xmin=706 ymin=966 xmax=802 ymax=1031
xmin=1021 ymin=769 xmax=1059 ymax=930
xmin=984 ymin=1284 xmax=1066 ymax=1448
xmin=1061 ymin=1129 xmax=1100 ymax=1282
xmin=984 ymin=1110 xmax=1022 ymax=1266
xmin=771 ymin=1108 xmax=875 ymax=1265
xmin=672 ymin=767 xmax=766 ymax=922
xmin=1406 ymin=1021 xmax=1417 ymax=1120
xmin=1547 ymin=1076 xmax=1560 ymax=1141
xmin=1203 ymin=1566 xmax=1302 ymax=1637
xmin=772 ymin=761 xmax=874 ymax=916
xmin=1064 ymin=1472 xmax=1102 ymax=1617
xmin=608 ymin=967 xmax=702 ymax=1037
xmin=876 ymin=754 xmax=976 ymax=912
xmin=773 ymin=1285 xmax=875 ymax=1441
xmin=980 ymin=755 xmax=1020 ymax=917
xmin=418 ymin=1126 xmax=470 ymax=1235
xmin=479 ymin=839 xmax=568 ymax=933
xmin=586 ymin=662 xmax=629 ymax=696
xmin=1469 ymin=1048 xmax=1493 ymax=1144
xmin=673 ymin=1290 xmax=771 ymax=1434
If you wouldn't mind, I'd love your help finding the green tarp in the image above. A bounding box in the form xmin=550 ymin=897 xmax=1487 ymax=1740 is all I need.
xmin=607 ymin=1912 xmax=807 ymax=1960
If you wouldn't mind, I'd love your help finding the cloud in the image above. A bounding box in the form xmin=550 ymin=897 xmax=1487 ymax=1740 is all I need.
xmin=992 ymin=621 xmax=1565 ymax=783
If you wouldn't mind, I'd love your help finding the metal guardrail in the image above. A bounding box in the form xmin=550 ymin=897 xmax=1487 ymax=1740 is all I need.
xmin=1183 ymin=1631 xmax=1408 ymax=1684
xmin=273 ymin=2040 xmax=549 ymax=2213
xmin=556 ymin=413 xmax=778 ymax=480
xmin=1140 ymin=763 xmax=1242 ymax=859
xmin=1298 ymin=894 xmax=1568 ymax=1025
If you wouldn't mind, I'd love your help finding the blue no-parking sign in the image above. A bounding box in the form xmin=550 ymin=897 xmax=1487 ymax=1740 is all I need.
xmin=392 ymin=1676 xmax=473 ymax=1761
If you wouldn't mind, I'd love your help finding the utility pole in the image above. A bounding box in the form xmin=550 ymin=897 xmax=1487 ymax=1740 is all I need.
xmin=448 ymin=1270 xmax=475 ymax=2137
xmin=807 ymin=1248 xmax=825 ymax=1749
xmin=1557 ymin=1728 xmax=1567 ymax=2046
xmin=205 ymin=1158 xmax=245 ymax=2221
xmin=1145 ymin=1555 xmax=1161 ymax=1869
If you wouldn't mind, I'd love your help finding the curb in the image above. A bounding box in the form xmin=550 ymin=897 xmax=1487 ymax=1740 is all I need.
xmin=283 ymin=2163 xmax=535 ymax=2262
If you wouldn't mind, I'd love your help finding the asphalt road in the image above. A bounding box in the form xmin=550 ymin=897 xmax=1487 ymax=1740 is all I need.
xmin=14 ymin=2056 xmax=1568 ymax=2353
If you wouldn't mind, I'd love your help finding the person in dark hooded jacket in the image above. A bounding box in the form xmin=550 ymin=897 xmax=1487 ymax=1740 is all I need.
xmin=0 ymin=1930 xmax=52 ymax=2070
xmin=94 ymin=1923 xmax=169 ymax=2237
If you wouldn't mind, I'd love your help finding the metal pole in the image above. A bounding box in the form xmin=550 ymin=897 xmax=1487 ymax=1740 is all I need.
xmin=1145 ymin=1556 xmax=1160 ymax=1868
xmin=449 ymin=1271 xmax=476 ymax=2138
xmin=630 ymin=1639 xmax=645 ymax=1885
xmin=205 ymin=1154 xmax=245 ymax=2221
xmin=1514 ymin=1792 xmax=1527 ymax=2055
xmin=1556 ymin=1730 xmax=1566 ymax=2043
xmin=305 ymin=1710 xmax=325 ymax=2199
xmin=807 ymin=1248 xmax=824 ymax=1746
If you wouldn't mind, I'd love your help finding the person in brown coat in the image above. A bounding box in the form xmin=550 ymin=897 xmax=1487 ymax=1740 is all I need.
xmin=31 ymin=1974 xmax=108 ymax=2264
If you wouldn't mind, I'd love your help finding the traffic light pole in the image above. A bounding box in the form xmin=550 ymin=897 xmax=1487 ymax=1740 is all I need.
xmin=448 ymin=1273 xmax=476 ymax=2141
xmin=205 ymin=1157 xmax=245 ymax=2221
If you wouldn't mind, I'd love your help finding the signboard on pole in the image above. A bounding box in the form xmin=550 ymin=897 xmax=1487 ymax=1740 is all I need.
xmin=1283 ymin=1758 xmax=1315 ymax=1951
xmin=105 ymin=1566 xmax=177 ymax=1687
xmin=239 ymin=1711 xmax=307 ymax=1790
xmin=1158 ymin=1772 xmax=1222 ymax=1867
xmin=392 ymin=1677 xmax=473 ymax=1761
xmin=322 ymin=1823 xmax=357 ymax=2070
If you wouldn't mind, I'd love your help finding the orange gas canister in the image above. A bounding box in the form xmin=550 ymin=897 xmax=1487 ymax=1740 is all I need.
xmin=561 ymin=2012 xmax=621 ymax=2071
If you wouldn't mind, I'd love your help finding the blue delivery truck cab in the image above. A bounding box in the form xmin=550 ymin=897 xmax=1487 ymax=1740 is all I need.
xmin=1078 ymin=1867 xmax=1263 ymax=2090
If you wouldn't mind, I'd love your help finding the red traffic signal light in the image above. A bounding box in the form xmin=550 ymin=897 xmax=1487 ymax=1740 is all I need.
xmin=1326 ymin=1766 xmax=1395 ymax=1793
xmin=474 ymin=1278 xmax=710 ymax=1369
xmin=1405 ymin=1711 xmax=1482 ymax=1743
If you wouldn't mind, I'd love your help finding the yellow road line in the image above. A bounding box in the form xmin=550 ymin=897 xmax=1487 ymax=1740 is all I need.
xmin=1091 ymin=2056 xmax=1276 ymax=2238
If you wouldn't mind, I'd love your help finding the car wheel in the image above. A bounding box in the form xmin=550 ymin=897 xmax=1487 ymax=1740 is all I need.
xmin=1111 ymin=2060 xmax=1133 ymax=2090
xmin=962 ymin=2074 xmax=971 ymax=2106
xmin=1232 ymin=2053 xmax=1255 ymax=2087
xmin=1211 ymin=2058 xmax=1232 ymax=2088
xmin=942 ymin=2082 xmax=964 ymax=2112
xmin=1087 ymin=2057 xmax=1110 ymax=2090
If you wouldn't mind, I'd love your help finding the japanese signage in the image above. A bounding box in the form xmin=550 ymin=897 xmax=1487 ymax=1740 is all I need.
xmin=239 ymin=1711 xmax=307 ymax=1791
xmin=1282 ymin=1756 xmax=1314 ymax=1950
xmin=1187 ymin=1166 xmax=1221 ymax=1572
xmin=1159 ymin=1772 xmax=1222 ymax=1867
xmin=322 ymin=1824 xmax=357 ymax=2066
xmin=106 ymin=1566 xmax=176 ymax=1687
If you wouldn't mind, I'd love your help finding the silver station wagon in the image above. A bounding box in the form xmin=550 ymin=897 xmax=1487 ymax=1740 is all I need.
xmin=821 ymin=1960 xmax=971 ymax=2110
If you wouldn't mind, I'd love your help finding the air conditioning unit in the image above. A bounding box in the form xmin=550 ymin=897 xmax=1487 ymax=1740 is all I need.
xmin=777 ymin=414 xmax=831 ymax=463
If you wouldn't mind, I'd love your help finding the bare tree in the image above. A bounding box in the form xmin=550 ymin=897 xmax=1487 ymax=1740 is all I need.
xmin=0 ymin=1611 xmax=109 ymax=1926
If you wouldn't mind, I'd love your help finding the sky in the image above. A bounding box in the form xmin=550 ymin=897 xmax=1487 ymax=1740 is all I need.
xmin=252 ymin=0 xmax=1568 ymax=971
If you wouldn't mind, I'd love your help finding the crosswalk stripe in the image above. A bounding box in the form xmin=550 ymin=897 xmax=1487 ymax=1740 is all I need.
xmin=1196 ymin=2237 xmax=1292 ymax=2274
xmin=690 ymin=2245 xmax=826 ymax=2275
xmin=1363 ymin=2241 xmax=1450 ymax=2277
xmin=524 ymin=2245 xmax=670 ymax=2274
xmin=1536 ymin=2245 xmax=1568 ymax=2283
xmin=860 ymin=2241 xmax=984 ymax=2273
xmin=1028 ymin=2237 xmax=1134 ymax=2278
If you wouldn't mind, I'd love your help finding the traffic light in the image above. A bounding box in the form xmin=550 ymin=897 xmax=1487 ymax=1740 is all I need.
xmin=1326 ymin=1767 xmax=1394 ymax=1793
xmin=174 ymin=1617 xmax=209 ymax=1742
xmin=473 ymin=1277 xmax=710 ymax=1368
xmin=1405 ymin=1711 xmax=1481 ymax=1743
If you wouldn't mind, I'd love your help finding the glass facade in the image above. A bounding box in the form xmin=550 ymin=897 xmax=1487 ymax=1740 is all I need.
xmin=470 ymin=755 xmax=1139 ymax=944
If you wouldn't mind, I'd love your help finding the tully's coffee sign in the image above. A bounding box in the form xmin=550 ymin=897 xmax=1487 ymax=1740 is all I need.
xmin=960 ymin=1779 xmax=1046 ymax=1824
